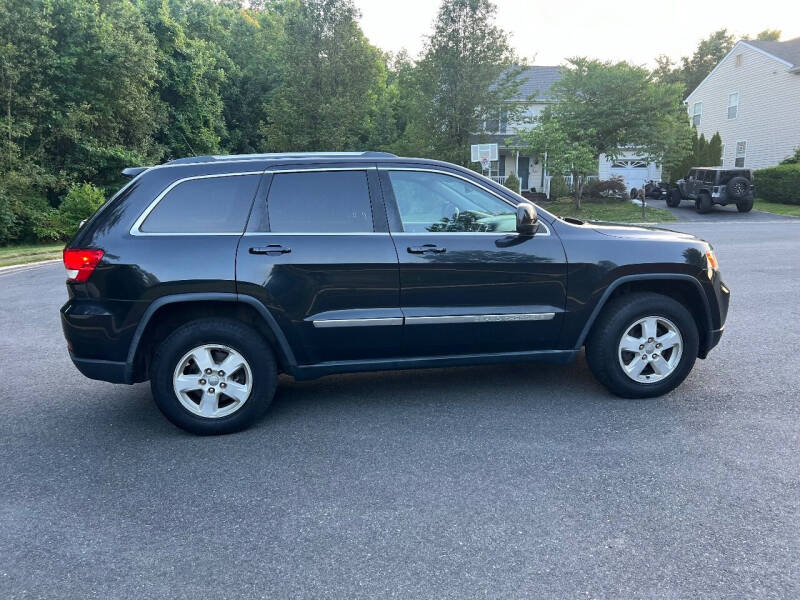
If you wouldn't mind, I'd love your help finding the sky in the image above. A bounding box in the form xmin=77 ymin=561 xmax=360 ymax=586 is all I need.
xmin=354 ymin=0 xmax=800 ymax=67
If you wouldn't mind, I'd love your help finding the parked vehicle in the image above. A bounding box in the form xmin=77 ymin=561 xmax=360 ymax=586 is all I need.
xmin=644 ymin=181 xmax=669 ymax=200
xmin=62 ymin=152 xmax=730 ymax=434
xmin=669 ymin=168 xmax=754 ymax=213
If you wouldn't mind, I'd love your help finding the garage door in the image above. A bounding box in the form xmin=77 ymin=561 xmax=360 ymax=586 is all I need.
xmin=610 ymin=160 xmax=648 ymax=191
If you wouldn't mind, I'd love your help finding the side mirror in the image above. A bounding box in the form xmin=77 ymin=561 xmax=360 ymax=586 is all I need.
xmin=516 ymin=201 xmax=538 ymax=236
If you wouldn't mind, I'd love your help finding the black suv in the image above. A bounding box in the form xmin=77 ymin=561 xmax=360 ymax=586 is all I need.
xmin=669 ymin=167 xmax=753 ymax=213
xmin=62 ymin=152 xmax=730 ymax=434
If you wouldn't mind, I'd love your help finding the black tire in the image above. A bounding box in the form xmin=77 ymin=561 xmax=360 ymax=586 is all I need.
xmin=666 ymin=188 xmax=681 ymax=207
xmin=150 ymin=318 xmax=277 ymax=435
xmin=736 ymin=196 xmax=754 ymax=212
xmin=630 ymin=187 xmax=638 ymax=199
xmin=696 ymin=192 xmax=712 ymax=214
xmin=726 ymin=176 xmax=749 ymax=201
xmin=585 ymin=292 xmax=699 ymax=399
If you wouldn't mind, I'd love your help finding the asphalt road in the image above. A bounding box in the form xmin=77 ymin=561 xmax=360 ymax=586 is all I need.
xmin=646 ymin=198 xmax=798 ymax=222
xmin=2 ymin=221 xmax=799 ymax=599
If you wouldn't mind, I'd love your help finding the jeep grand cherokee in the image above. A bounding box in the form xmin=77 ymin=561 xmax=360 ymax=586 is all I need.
xmin=61 ymin=152 xmax=730 ymax=434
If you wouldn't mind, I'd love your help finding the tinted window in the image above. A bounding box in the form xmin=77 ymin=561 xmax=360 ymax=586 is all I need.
xmin=267 ymin=171 xmax=373 ymax=233
xmin=388 ymin=170 xmax=516 ymax=233
xmin=141 ymin=174 xmax=260 ymax=233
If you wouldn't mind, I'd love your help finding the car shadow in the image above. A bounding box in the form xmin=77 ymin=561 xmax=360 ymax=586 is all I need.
xmin=88 ymin=352 xmax=663 ymax=440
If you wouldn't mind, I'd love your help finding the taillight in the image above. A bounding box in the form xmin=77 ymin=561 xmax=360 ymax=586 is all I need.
xmin=63 ymin=249 xmax=104 ymax=282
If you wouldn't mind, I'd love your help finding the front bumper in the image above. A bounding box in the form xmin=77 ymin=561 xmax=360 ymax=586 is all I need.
xmin=699 ymin=277 xmax=729 ymax=358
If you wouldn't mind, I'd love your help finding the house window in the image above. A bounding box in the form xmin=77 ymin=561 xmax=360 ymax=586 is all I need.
xmin=720 ymin=143 xmax=725 ymax=166
xmin=735 ymin=54 xmax=743 ymax=67
xmin=484 ymin=108 xmax=508 ymax=134
xmin=692 ymin=102 xmax=702 ymax=127
xmin=728 ymin=92 xmax=739 ymax=120
xmin=487 ymin=157 xmax=505 ymax=178
xmin=735 ymin=141 xmax=746 ymax=167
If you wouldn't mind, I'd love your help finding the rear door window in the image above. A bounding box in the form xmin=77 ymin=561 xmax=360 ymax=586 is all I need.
xmin=266 ymin=170 xmax=373 ymax=233
xmin=140 ymin=174 xmax=260 ymax=234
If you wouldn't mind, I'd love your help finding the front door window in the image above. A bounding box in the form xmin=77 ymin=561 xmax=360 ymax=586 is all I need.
xmin=387 ymin=170 xmax=517 ymax=233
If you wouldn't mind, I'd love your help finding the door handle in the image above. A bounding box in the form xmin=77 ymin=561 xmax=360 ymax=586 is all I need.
xmin=407 ymin=244 xmax=446 ymax=254
xmin=249 ymin=245 xmax=291 ymax=255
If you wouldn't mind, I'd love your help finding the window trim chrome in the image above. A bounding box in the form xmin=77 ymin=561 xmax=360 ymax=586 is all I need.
xmin=130 ymin=171 xmax=264 ymax=236
xmin=379 ymin=166 xmax=550 ymax=236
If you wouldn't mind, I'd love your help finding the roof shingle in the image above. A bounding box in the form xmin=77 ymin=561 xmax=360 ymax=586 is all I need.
xmin=745 ymin=37 xmax=800 ymax=68
xmin=510 ymin=66 xmax=562 ymax=101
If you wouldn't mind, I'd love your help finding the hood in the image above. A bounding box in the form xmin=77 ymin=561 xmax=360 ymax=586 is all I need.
xmin=590 ymin=222 xmax=701 ymax=243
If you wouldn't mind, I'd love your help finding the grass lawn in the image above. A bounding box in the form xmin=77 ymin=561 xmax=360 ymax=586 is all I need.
xmin=753 ymin=199 xmax=800 ymax=218
xmin=540 ymin=197 xmax=676 ymax=223
xmin=0 ymin=243 xmax=64 ymax=268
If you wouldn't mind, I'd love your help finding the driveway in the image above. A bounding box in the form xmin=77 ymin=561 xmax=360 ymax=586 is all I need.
xmin=647 ymin=197 xmax=798 ymax=222
xmin=2 ymin=221 xmax=799 ymax=599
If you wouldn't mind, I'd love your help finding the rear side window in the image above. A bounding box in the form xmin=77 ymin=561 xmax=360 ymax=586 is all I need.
xmin=140 ymin=174 xmax=260 ymax=233
xmin=267 ymin=170 xmax=373 ymax=233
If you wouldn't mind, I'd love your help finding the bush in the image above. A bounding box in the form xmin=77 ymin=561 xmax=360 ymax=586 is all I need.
xmin=58 ymin=183 xmax=106 ymax=236
xmin=585 ymin=176 xmax=626 ymax=198
xmin=0 ymin=188 xmax=18 ymax=244
xmin=754 ymin=164 xmax=800 ymax=205
xmin=548 ymin=175 xmax=570 ymax=200
xmin=503 ymin=172 xmax=520 ymax=192
xmin=781 ymin=147 xmax=800 ymax=165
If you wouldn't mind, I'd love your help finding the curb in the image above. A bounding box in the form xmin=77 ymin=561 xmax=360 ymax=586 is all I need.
xmin=0 ymin=257 xmax=61 ymax=274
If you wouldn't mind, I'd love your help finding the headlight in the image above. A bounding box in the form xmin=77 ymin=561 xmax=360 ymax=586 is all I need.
xmin=705 ymin=250 xmax=719 ymax=280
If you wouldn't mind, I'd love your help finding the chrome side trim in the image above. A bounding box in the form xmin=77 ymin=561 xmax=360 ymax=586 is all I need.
xmin=130 ymin=171 xmax=264 ymax=236
xmin=405 ymin=313 xmax=555 ymax=325
xmin=313 ymin=317 xmax=403 ymax=328
xmin=312 ymin=313 xmax=555 ymax=327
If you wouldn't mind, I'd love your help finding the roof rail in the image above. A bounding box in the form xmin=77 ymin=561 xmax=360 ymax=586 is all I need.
xmin=164 ymin=151 xmax=396 ymax=166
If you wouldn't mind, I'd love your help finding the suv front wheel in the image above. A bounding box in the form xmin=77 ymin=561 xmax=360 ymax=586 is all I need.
xmin=696 ymin=192 xmax=712 ymax=214
xmin=150 ymin=318 xmax=278 ymax=435
xmin=736 ymin=197 xmax=754 ymax=212
xmin=586 ymin=292 xmax=699 ymax=398
xmin=667 ymin=188 xmax=682 ymax=207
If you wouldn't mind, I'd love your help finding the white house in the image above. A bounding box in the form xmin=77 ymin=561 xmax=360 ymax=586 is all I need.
xmin=686 ymin=37 xmax=800 ymax=170
xmin=473 ymin=66 xmax=661 ymax=195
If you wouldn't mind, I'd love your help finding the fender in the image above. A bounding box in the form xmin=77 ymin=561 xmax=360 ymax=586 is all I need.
xmin=574 ymin=273 xmax=714 ymax=351
xmin=124 ymin=292 xmax=297 ymax=382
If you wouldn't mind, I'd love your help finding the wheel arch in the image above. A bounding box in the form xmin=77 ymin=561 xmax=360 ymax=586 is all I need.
xmin=126 ymin=293 xmax=296 ymax=383
xmin=576 ymin=275 xmax=713 ymax=358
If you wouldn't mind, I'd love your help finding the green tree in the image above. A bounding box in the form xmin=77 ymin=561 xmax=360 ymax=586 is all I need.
xmin=654 ymin=30 xmax=735 ymax=95
xmin=138 ymin=0 xmax=229 ymax=158
xmin=707 ymin=132 xmax=722 ymax=166
xmin=748 ymin=29 xmax=781 ymax=41
xmin=399 ymin=0 xmax=521 ymax=165
xmin=518 ymin=114 xmax=596 ymax=207
xmin=261 ymin=0 xmax=383 ymax=152
xmin=182 ymin=1 xmax=284 ymax=154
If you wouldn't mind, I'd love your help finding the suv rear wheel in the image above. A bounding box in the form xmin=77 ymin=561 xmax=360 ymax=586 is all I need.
xmin=696 ymin=192 xmax=712 ymax=214
xmin=586 ymin=292 xmax=699 ymax=398
xmin=150 ymin=318 xmax=277 ymax=435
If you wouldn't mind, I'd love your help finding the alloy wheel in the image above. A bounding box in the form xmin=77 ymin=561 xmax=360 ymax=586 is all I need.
xmin=617 ymin=316 xmax=683 ymax=384
xmin=172 ymin=344 xmax=253 ymax=418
